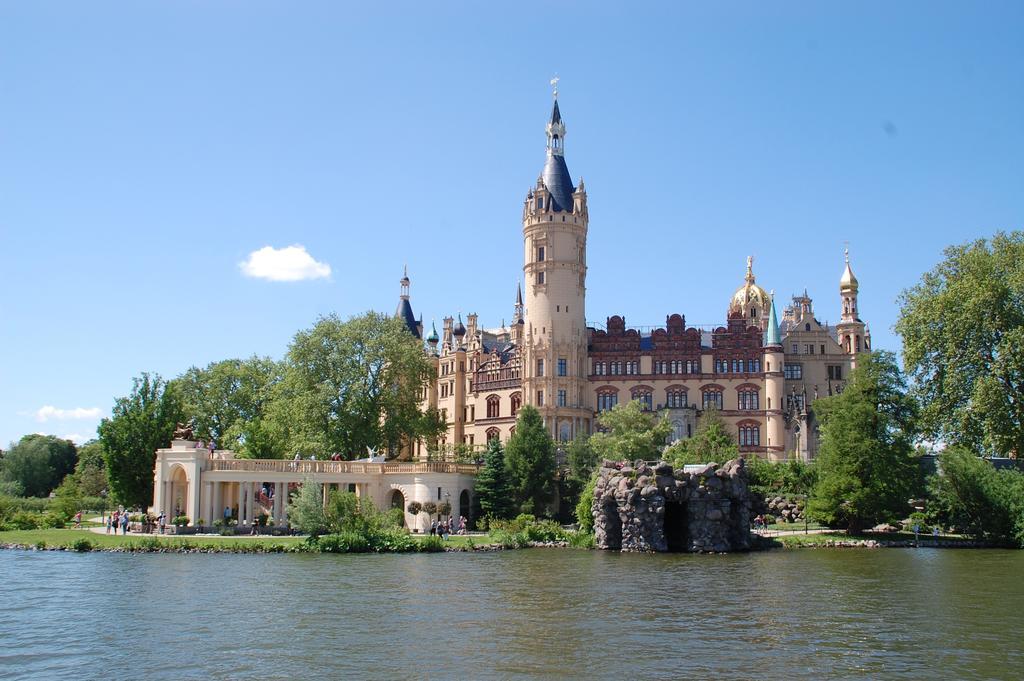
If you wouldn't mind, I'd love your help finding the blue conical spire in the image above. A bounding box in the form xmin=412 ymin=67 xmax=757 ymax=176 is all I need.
xmin=764 ymin=291 xmax=781 ymax=347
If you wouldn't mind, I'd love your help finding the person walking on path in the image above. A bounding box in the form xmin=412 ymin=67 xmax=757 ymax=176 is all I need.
xmin=121 ymin=512 xmax=130 ymax=535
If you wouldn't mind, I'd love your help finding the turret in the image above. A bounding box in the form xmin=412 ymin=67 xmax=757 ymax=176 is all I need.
xmin=836 ymin=247 xmax=867 ymax=367
xmin=763 ymin=292 xmax=786 ymax=461
xmin=522 ymin=83 xmax=591 ymax=441
xmin=395 ymin=266 xmax=422 ymax=339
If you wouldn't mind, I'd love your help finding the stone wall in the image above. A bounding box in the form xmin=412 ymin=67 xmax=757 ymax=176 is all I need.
xmin=592 ymin=458 xmax=752 ymax=553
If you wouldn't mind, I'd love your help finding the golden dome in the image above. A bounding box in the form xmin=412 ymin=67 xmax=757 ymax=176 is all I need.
xmin=840 ymin=248 xmax=859 ymax=290
xmin=730 ymin=256 xmax=770 ymax=314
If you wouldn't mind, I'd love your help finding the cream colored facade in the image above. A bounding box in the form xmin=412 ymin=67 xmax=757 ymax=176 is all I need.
xmin=405 ymin=95 xmax=871 ymax=462
xmin=152 ymin=440 xmax=477 ymax=532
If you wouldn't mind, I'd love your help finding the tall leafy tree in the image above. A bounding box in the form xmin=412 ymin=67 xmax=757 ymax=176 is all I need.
xmin=896 ymin=231 xmax=1024 ymax=456
xmin=272 ymin=312 xmax=436 ymax=458
xmin=589 ymin=400 xmax=673 ymax=463
xmin=807 ymin=352 xmax=921 ymax=533
xmin=0 ymin=434 xmax=77 ymax=497
xmin=98 ymin=373 xmax=184 ymax=507
xmin=474 ymin=438 xmax=514 ymax=520
xmin=174 ymin=356 xmax=283 ymax=457
xmin=73 ymin=440 xmax=109 ymax=497
xmin=664 ymin=407 xmax=738 ymax=467
xmin=504 ymin=405 xmax=556 ymax=516
xmin=929 ymin=447 xmax=1024 ymax=545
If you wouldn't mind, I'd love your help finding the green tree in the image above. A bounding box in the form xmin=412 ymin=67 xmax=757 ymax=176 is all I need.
xmin=98 ymin=373 xmax=184 ymax=507
xmin=664 ymin=407 xmax=739 ymax=467
xmin=575 ymin=471 xmax=598 ymax=532
xmin=896 ymin=231 xmax=1024 ymax=456
xmin=73 ymin=440 xmax=108 ymax=498
xmin=174 ymin=356 xmax=284 ymax=457
xmin=0 ymin=434 xmax=77 ymax=497
xmin=807 ymin=352 xmax=921 ymax=533
xmin=287 ymin=478 xmax=329 ymax=537
xmin=504 ymin=405 xmax=556 ymax=516
xmin=589 ymin=400 xmax=673 ymax=463
xmin=474 ymin=438 xmax=515 ymax=520
xmin=928 ymin=448 xmax=1024 ymax=545
xmin=271 ymin=312 xmax=436 ymax=458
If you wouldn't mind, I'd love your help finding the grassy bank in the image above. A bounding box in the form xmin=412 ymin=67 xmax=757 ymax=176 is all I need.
xmin=0 ymin=528 xmax=587 ymax=553
xmin=771 ymin=530 xmax=987 ymax=548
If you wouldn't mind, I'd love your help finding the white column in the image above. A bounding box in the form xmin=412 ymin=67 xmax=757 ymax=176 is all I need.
xmin=280 ymin=483 xmax=289 ymax=523
xmin=247 ymin=482 xmax=256 ymax=524
xmin=238 ymin=483 xmax=246 ymax=524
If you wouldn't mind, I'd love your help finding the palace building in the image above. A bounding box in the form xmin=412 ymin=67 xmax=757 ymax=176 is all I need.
xmin=400 ymin=93 xmax=871 ymax=462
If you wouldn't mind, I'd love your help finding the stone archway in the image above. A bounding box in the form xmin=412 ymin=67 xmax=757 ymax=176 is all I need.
xmin=389 ymin=488 xmax=406 ymax=527
xmin=168 ymin=465 xmax=189 ymax=519
xmin=459 ymin=490 xmax=470 ymax=522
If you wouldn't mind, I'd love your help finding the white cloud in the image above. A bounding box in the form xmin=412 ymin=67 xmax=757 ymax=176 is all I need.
xmin=61 ymin=433 xmax=89 ymax=444
xmin=34 ymin=405 xmax=103 ymax=423
xmin=239 ymin=244 xmax=332 ymax=282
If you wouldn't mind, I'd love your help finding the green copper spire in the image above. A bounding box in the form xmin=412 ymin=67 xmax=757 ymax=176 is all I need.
xmin=764 ymin=291 xmax=781 ymax=347
xmin=426 ymin=319 xmax=439 ymax=344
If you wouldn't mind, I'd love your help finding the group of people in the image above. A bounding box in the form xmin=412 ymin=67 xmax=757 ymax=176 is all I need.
xmin=429 ymin=515 xmax=468 ymax=538
xmin=105 ymin=510 xmax=132 ymax=535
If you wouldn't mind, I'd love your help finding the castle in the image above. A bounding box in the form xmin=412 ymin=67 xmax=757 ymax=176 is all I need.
xmin=398 ymin=93 xmax=871 ymax=462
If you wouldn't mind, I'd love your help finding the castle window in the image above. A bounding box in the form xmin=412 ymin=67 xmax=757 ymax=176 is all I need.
xmin=792 ymin=343 xmax=799 ymax=354
xmin=486 ymin=428 xmax=500 ymax=442
xmin=611 ymin=361 xmax=621 ymax=375
xmin=667 ymin=390 xmax=688 ymax=408
xmin=597 ymin=392 xmax=618 ymax=412
xmin=536 ymin=390 xmax=544 ymax=406
xmin=536 ymin=359 xmax=544 ymax=377
xmin=631 ymin=389 xmax=653 ymax=411
xmin=511 ymin=393 xmax=521 ymax=415
xmin=538 ymin=247 xmax=545 ymax=262
xmin=784 ymin=363 xmax=803 ymax=380
xmin=749 ymin=359 xmax=761 ymax=373
xmin=594 ymin=362 xmax=605 ymax=376
xmin=739 ymin=425 xmax=760 ymax=446
xmin=738 ymin=390 xmax=759 ymax=410
xmin=805 ymin=344 xmax=814 ymax=355
xmin=557 ymin=389 xmax=567 ymax=407
xmin=827 ymin=365 xmax=843 ymax=381
xmin=805 ymin=323 xmax=811 ymax=331
xmin=787 ymin=394 xmax=805 ymax=412
xmin=702 ymin=390 xmax=723 ymax=410
xmin=536 ymin=272 xmax=545 ymax=285
xmin=626 ymin=361 xmax=638 ymax=375
xmin=486 ymin=395 xmax=500 ymax=419
xmin=557 ymin=358 xmax=567 ymax=376
xmin=686 ymin=360 xmax=699 ymax=374
xmin=821 ymin=344 xmax=826 ymax=355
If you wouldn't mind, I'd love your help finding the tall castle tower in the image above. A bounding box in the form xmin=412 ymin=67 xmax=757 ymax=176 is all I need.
xmin=521 ymin=86 xmax=592 ymax=441
xmin=836 ymin=248 xmax=868 ymax=368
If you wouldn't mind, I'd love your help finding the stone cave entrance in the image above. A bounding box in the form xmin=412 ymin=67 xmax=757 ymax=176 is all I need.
xmin=602 ymin=503 xmax=623 ymax=550
xmin=663 ymin=501 xmax=690 ymax=552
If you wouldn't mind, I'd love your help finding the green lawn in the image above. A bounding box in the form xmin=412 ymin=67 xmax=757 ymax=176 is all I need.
xmin=772 ymin=530 xmax=979 ymax=548
xmin=0 ymin=528 xmax=496 ymax=552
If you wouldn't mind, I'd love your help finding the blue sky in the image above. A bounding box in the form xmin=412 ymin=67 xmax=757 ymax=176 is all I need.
xmin=1 ymin=2 xmax=1022 ymax=447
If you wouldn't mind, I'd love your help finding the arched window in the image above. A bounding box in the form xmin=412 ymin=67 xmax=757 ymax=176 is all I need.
xmin=510 ymin=393 xmax=521 ymax=416
xmin=485 ymin=427 xmax=500 ymax=442
xmin=630 ymin=387 xmax=653 ymax=411
xmin=737 ymin=388 xmax=759 ymax=410
xmin=597 ymin=389 xmax=618 ymax=412
xmin=702 ymin=389 xmax=723 ymax=410
xmin=739 ymin=425 xmax=761 ymax=447
xmin=486 ymin=395 xmax=500 ymax=419
xmin=666 ymin=389 xmax=688 ymax=408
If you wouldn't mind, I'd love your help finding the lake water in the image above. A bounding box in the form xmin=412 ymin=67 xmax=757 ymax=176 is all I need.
xmin=1 ymin=548 xmax=1022 ymax=679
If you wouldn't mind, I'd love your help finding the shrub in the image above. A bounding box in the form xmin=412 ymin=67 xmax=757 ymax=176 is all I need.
xmin=422 ymin=501 xmax=438 ymax=516
xmin=418 ymin=535 xmax=445 ymax=552
xmin=436 ymin=501 xmax=452 ymax=516
xmin=567 ymin=531 xmax=596 ymax=549
xmin=489 ymin=529 xmax=528 ymax=549
xmin=71 ymin=538 xmax=93 ymax=552
xmin=368 ymin=528 xmax=417 ymax=553
xmin=763 ymin=514 xmax=776 ymax=526
xmin=172 ymin=515 xmax=190 ymax=527
xmin=34 ymin=540 xmax=47 ymax=550
xmin=406 ymin=501 xmax=422 ymax=515
xmin=524 ymin=519 xmax=566 ymax=543
xmin=575 ymin=472 xmax=597 ymax=533
xmin=318 ymin=532 xmax=371 ymax=553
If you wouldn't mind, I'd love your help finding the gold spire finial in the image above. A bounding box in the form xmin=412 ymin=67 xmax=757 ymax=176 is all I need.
xmin=745 ymin=255 xmax=755 ymax=283
xmin=550 ymin=75 xmax=560 ymax=99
